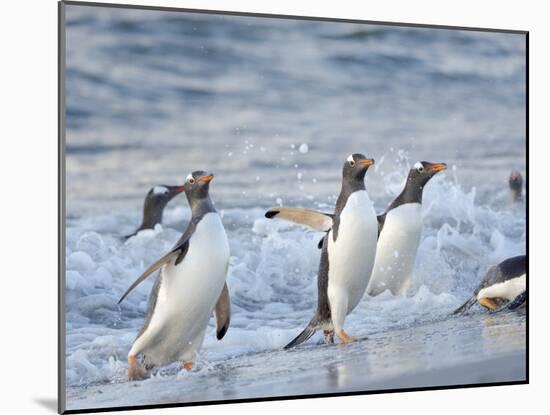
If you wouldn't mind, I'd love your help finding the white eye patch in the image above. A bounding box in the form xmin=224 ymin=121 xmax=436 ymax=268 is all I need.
xmin=186 ymin=173 xmax=194 ymax=182
xmin=347 ymin=154 xmax=354 ymax=162
xmin=152 ymin=186 xmax=168 ymax=195
xmin=413 ymin=161 xmax=424 ymax=170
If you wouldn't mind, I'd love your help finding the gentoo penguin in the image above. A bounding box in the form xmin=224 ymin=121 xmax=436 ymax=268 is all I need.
xmin=452 ymin=255 xmax=526 ymax=314
xmin=118 ymin=171 xmax=231 ymax=380
xmin=509 ymin=171 xmax=524 ymax=203
xmin=366 ymin=161 xmax=447 ymax=296
xmin=266 ymin=154 xmax=378 ymax=348
xmin=125 ymin=185 xmax=185 ymax=239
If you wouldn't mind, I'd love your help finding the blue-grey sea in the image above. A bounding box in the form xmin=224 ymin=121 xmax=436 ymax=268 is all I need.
xmin=63 ymin=4 xmax=526 ymax=411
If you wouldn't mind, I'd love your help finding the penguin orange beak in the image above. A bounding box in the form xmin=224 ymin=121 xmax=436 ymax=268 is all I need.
xmin=174 ymin=185 xmax=185 ymax=193
xmin=359 ymin=158 xmax=375 ymax=167
xmin=429 ymin=163 xmax=447 ymax=172
xmin=199 ymin=174 xmax=214 ymax=183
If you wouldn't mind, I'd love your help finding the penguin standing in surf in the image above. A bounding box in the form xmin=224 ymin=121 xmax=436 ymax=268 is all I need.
xmin=367 ymin=161 xmax=447 ymax=296
xmin=453 ymin=255 xmax=526 ymax=314
xmin=266 ymin=154 xmax=378 ymax=348
xmin=118 ymin=171 xmax=231 ymax=380
xmin=125 ymin=184 xmax=185 ymax=239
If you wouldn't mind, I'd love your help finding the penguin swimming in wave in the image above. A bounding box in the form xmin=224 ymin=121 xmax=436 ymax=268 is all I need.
xmin=367 ymin=161 xmax=447 ymax=296
xmin=118 ymin=171 xmax=231 ymax=380
xmin=452 ymin=255 xmax=526 ymax=314
xmin=266 ymin=154 xmax=378 ymax=348
xmin=125 ymin=184 xmax=185 ymax=239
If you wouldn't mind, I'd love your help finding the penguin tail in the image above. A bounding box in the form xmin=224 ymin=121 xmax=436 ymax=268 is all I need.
xmin=452 ymin=296 xmax=477 ymax=315
xmin=284 ymin=318 xmax=319 ymax=350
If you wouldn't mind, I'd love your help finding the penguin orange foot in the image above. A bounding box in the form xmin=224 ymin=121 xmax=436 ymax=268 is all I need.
xmin=478 ymin=297 xmax=498 ymax=310
xmin=336 ymin=330 xmax=357 ymax=344
xmin=183 ymin=361 xmax=193 ymax=372
xmin=128 ymin=355 xmax=147 ymax=381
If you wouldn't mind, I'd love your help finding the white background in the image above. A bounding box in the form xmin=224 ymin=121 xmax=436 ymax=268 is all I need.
xmin=0 ymin=0 xmax=543 ymax=414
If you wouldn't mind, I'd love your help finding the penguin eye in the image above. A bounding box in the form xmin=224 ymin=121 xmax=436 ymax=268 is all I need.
xmin=417 ymin=166 xmax=424 ymax=173
xmin=349 ymin=160 xmax=356 ymax=167
xmin=188 ymin=178 xmax=196 ymax=185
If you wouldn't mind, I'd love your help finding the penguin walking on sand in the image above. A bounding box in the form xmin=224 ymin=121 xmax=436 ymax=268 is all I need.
xmin=125 ymin=185 xmax=185 ymax=239
xmin=266 ymin=154 xmax=378 ymax=348
xmin=367 ymin=161 xmax=447 ymax=296
xmin=118 ymin=171 xmax=231 ymax=380
xmin=452 ymin=255 xmax=526 ymax=314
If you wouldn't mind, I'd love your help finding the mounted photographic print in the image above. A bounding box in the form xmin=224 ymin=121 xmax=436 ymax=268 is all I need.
xmin=59 ymin=1 xmax=528 ymax=413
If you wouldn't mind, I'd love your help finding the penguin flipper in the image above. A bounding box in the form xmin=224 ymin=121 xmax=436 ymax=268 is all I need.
xmin=119 ymin=217 xmax=200 ymax=304
xmin=265 ymin=207 xmax=334 ymax=232
xmin=492 ymin=291 xmax=527 ymax=313
xmin=215 ymin=282 xmax=231 ymax=340
xmin=118 ymin=242 xmax=189 ymax=304
xmin=507 ymin=291 xmax=527 ymax=310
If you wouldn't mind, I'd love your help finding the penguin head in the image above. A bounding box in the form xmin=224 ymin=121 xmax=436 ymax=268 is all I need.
xmin=509 ymin=171 xmax=523 ymax=192
xmin=144 ymin=184 xmax=185 ymax=211
xmin=183 ymin=170 xmax=214 ymax=202
xmin=342 ymin=153 xmax=375 ymax=183
xmin=407 ymin=161 xmax=447 ymax=189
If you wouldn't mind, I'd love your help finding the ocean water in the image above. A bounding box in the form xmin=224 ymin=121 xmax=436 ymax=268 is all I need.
xmin=63 ymin=4 xmax=526 ymax=410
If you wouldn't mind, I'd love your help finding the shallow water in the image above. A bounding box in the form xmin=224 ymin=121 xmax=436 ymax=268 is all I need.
xmin=66 ymin=312 xmax=525 ymax=411
xmin=63 ymin=4 xmax=526 ymax=410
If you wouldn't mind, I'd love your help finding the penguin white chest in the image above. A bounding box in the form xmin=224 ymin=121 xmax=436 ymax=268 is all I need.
xmin=477 ymin=274 xmax=526 ymax=301
xmin=327 ymin=191 xmax=378 ymax=313
xmin=367 ymin=203 xmax=422 ymax=296
xmin=131 ymin=213 xmax=230 ymax=364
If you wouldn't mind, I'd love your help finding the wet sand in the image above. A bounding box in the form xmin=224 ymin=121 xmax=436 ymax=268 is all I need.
xmin=66 ymin=311 xmax=526 ymax=411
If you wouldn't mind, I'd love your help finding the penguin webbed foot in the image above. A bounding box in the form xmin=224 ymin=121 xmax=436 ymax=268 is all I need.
xmin=479 ymin=297 xmax=507 ymax=311
xmin=182 ymin=361 xmax=193 ymax=372
xmin=335 ymin=329 xmax=357 ymax=344
xmin=128 ymin=355 xmax=148 ymax=381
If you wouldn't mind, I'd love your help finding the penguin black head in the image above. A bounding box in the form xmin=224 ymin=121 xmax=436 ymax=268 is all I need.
xmin=125 ymin=184 xmax=185 ymax=237
xmin=145 ymin=185 xmax=185 ymax=210
xmin=406 ymin=161 xmax=447 ymax=190
xmin=183 ymin=170 xmax=214 ymax=202
xmin=342 ymin=153 xmax=375 ymax=184
xmin=509 ymin=171 xmax=523 ymax=202
xmin=142 ymin=184 xmax=185 ymax=224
